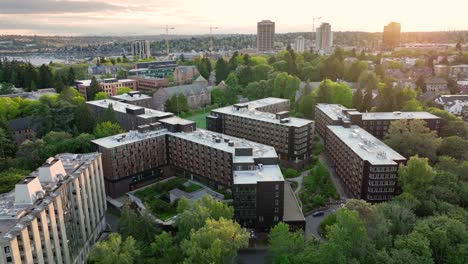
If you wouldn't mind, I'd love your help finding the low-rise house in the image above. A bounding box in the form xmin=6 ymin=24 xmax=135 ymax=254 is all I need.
xmin=425 ymin=77 xmax=448 ymax=92
xmin=457 ymin=80 xmax=468 ymax=94
xmin=152 ymin=76 xmax=211 ymax=111
xmin=8 ymin=117 xmax=36 ymax=145
xmin=128 ymin=75 xmax=168 ymax=92
xmin=435 ymin=95 xmax=468 ymax=116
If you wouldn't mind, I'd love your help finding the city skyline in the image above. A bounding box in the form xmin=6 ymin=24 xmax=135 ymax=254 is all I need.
xmin=0 ymin=0 xmax=467 ymax=36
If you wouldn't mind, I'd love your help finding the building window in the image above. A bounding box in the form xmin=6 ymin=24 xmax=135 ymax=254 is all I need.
xmin=4 ymin=246 xmax=10 ymax=253
xmin=274 ymin=199 xmax=279 ymax=206
xmin=259 ymin=216 xmax=264 ymax=222
xmin=275 ymin=184 xmax=279 ymax=190
xmin=274 ymin=216 xmax=279 ymax=222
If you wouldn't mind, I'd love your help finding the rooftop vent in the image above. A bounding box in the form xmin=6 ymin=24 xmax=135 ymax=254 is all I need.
xmin=228 ymin=141 xmax=234 ymax=147
xmin=280 ymin=118 xmax=290 ymax=124
xmin=393 ymin=111 xmax=401 ymax=115
xmin=215 ymin=138 xmax=221 ymax=143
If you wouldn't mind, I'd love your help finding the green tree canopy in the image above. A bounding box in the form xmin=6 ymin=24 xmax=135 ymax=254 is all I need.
xmin=94 ymin=92 xmax=109 ymax=100
xmin=93 ymin=121 xmax=124 ymax=139
xmin=88 ymin=233 xmax=140 ymax=264
xmin=398 ymin=156 xmax=436 ymax=195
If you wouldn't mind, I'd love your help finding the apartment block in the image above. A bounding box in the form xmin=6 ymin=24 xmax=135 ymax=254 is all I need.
xmin=207 ymin=98 xmax=315 ymax=169
xmin=0 ymin=153 xmax=107 ymax=264
xmin=86 ymin=99 xmax=173 ymax=131
xmin=257 ymin=20 xmax=275 ymax=52
xmin=326 ymin=125 xmax=406 ymax=202
xmin=92 ymin=119 xmax=304 ymax=230
xmin=132 ymin=40 xmax=151 ymax=59
xmin=315 ymin=104 xmax=441 ymax=140
xmin=128 ymin=75 xmax=168 ymax=92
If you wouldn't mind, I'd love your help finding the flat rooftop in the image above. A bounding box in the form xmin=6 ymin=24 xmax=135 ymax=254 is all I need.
xmin=110 ymin=93 xmax=151 ymax=101
xmin=316 ymin=103 xmax=348 ymax=121
xmin=316 ymin=103 xmax=440 ymax=121
xmin=362 ymin=112 xmax=440 ymax=120
xmin=327 ymin=125 xmax=406 ymax=165
xmin=212 ymin=100 xmax=313 ymax=127
xmin=92 ymin=129 xmax=169 ymax=149
xmin=159 ymin=116 xmax=195 ymax=126
xmin=233 ymin=165 xmax=283 ymax=184
xmin=86 ymin=99 xmax=173 ymax=119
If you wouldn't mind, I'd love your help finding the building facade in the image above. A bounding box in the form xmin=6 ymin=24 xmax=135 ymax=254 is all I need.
xmin=315 ymin=104 xmax=441 ymax=140
xmin=8 ymin=117 xmax=36 ymax=145
xmin=383 ymin=22 xmax=401 ymax=51
xmin=425 ymin=77 xmax=448 ymax=92
xmin=435 ymin=95 xmax=468 ymax=116
xmin=132 ymin=40 xmax=151 ymax=59
xmin=76 ymin=78 xmax=138 ymax=100
xmin=0 ymin=153 xmax=107 ymax=264
xmin=294 ymin=36 xmax=305 ymax=53
xmin=92 ymin=120 xmax=305 ymax=230
xmin=174 ymin=66 xmax=199 ymax=85
xmin=326 ymin=125 xmax=406 ymax=202
xmin=316 ymin=23 xmax=333 ymax=54
xmin=206 ymin=98 xmax=315 ymax=169
xmin=128 ymin=76 xmax=168 ymax=92
xmin=87 ymin=99 xmax=173 ymax=131
xmin=257 ymin=20 xmax=275 ymax=52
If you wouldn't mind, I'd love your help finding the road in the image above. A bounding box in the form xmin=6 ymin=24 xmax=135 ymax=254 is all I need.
xmin=305 ymin=203 xmax=341 ymax=239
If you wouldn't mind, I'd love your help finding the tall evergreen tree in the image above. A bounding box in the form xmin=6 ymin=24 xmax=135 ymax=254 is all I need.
xmin=352 ymin=87 xmax=363 ymax=111
xmin=215 ymin=58 xmax=229 ymax=84
xmin=38 ymin=64 xmax=53 ymax=88
xmin=87 ymin=76 xmax=103 ymax=101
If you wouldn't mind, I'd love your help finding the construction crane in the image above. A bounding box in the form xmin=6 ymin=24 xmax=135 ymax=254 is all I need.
xmin=209 ymin=26 xmax=218 ymax=51
xmin=154 ymin=25 xmax=175 ymax=56
xmin=312 ymin=17 xmax=322 ymax=49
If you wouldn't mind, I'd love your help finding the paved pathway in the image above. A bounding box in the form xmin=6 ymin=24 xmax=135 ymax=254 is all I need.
xmin=287 ymin=169 xmax=311 ymax=194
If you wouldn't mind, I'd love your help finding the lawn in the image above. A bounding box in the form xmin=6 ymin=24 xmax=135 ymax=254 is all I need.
xmin=185 ymin=112 xmax=208 ymax=129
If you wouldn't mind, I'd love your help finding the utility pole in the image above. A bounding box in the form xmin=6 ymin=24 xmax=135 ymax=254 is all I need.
xmin=209 ymin=26 xmax=218 ymax=51
xmin=312 ymin=17 xmax=322 ymax=50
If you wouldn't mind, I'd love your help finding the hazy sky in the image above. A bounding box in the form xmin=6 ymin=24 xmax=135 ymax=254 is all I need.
xmin=0 ymin=0 xmax=467 ymax=35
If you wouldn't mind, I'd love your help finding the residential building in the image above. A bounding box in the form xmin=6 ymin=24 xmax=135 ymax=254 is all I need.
xmin=435 ymin=95 xmax=468 ymax=116
xmin=257 ymin=20 xmax=275 ymax=52
xmin=316 ymin=23 xmax=333 ymax=54
xmin=174 ymin=66 xmax=199 ymax=85
xmin=88 ymin=65 xmax=122 ymax=76
xmin=0 ymin=153 xmax=107 ymax=264
xmin=110 ymin=91 xmax=152 ymax=108
xmin=383 ymin=22 xmax=401 ymax=51
xmin=457 ymin=80 xmax=468 ymax=94
xmin=128 ymin=75 xmax=168 ymax=92
xmin=425 ymin=77 xmax=448 ymax=92
xmin=86 ymin=99 xmax=173 ymax=131
xmin=8 ymin=117 xmax=36 ymax=145
xmin=294 ymin=36 xmax=305 ymax=53
xmin=152 ymin=76 xmax=211 ymax=111
xmin=315 ymin=104 xmax=441 ymax=140
xmin=92 ymin=121 xmax=305 ymax=230
xmin=206 ymin=98 xmax=315 ymax=169
xmin=326 ymin=125 xmax=406 ymax=202
xmin=76 ymin=78 xmax=138 ymax=99
xmin=132 ymin=40 xmax=151 ymax=59
xmin=133 ymin=60 xmax=177 ymax=73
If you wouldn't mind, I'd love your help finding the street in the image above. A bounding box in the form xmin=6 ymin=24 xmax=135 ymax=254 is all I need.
xmin=305 ymin=203 xmax=341 ymax=239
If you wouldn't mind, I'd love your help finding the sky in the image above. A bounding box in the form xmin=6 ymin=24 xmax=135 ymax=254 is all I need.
xmin=0 ymin=0 xmax=467 ymax=36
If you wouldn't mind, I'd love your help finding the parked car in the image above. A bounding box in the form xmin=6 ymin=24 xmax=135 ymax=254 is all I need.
xmin=312 ymin=211 xmax=325 ymax=217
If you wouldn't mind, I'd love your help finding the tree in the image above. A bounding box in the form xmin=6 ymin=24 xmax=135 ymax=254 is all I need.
xmin=149 ymin=231 xmax=181 ymax=264
xmin=181 ymin=217 xmax=249 ymax=263
xmin=215 ymin=58 xmax=230 ymax=84
xmin=0 ymin=168 xmax=28 ymax=194
xmin=175 ymin=195 xmax=234 ymax=240
xmin=345 ymin=61 xmax=367 ymax=82
xmin=118 ymin=203 xmax=141 ymax=241
xmin=0 ymin=82 xmax=14 ymax=95
xmin=16 ymin=139 xmax=44 ymax=170
xmin=236 ymin=65 xmax=253 ymax=86
xmin=197 ymin=57 xmax=212 ymax=79
xmin=100 ymin=104 xmax=117 ymax=123
xmin=0 ymin=128 xmax=16 ymax=160
xmin=313 ymin=79 xmax=353 ymax=107
xmin=93 ymin=122 xmax=124 ymax=139
xmin=298 ymin=94 xmax=316 ymax=119
xmin=252 ymin=64 xmax=273 ymax=82
xmin=352 ymin=87 xmax=364 ymax=111
xmin=398 ymin=156 xmax=436 ymax=195
xmin=74 ymin=102 xmax=95 ymax=134
xmin=268 ymin=222 xmax=307 ymax=263
xmin=88 ymin=233 xmax=140 ymax=264
xmin=401 ymin=99 xmax=423 ymax=111
xmin=164 ymin=94 xmax=189 ymax=114
xmin=94 ymin=92 xmax=108 ymax=100
xmin=437 ymin=136 xmax=468 ymax=161
xmin=384 ymin=120 xmax=441 ymax=161
xmin=38 ymin=64 xmax=53 ymax=88
xmin=117 ymin=69 xmax=127 ymax=79
xmin=67 ymin=67 xmax=76 ymax=85
xmin=87 ymin=76 xmax=103 ymax=101
xmin=377 ymin=201 xmax=417 ymax=238
xmin=426 ymin=107 xmax=468 ymax=138
xmin=116 ymin=87 xmax=133 ymax=95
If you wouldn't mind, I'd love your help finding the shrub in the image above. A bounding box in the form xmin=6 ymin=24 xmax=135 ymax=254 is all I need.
xmin=284 ymin=168 xmax=300 ymax=178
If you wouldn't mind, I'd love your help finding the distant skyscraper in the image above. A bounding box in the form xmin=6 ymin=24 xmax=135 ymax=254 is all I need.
xmin=294 ymin=36 xmax=305 ymax=53
xmin=383 ymin=22 xmax=401 ymax=51
xmin=316 ymin=22 xmax=333 ymax=54
xmin=132 ymin=40 xmax=151 ymax=59
xmin=257 ymin=20 xmax=275 ymax=52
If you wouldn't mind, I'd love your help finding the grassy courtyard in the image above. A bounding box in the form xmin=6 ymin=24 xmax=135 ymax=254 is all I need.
xmin=184 ymin=112 xmax=208 ymax=129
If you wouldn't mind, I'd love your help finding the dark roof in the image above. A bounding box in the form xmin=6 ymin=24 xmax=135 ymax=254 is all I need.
xmin=8 ymin=117 xmax=35 ymax=131
xmin=162 ymin=83 xmax=209 ymax=97
xmin=425 ymin=77 xmax=448 ymax=84
xmin=437 ymin=95 xmax=468 ymax=103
